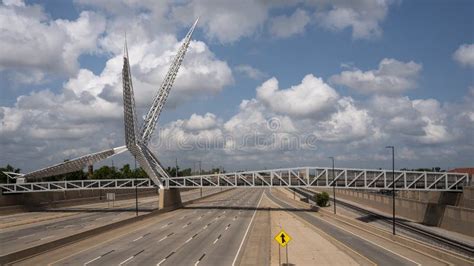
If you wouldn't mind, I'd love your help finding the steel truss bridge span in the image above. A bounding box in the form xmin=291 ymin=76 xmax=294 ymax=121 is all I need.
xmin=0 ymin=167 xmax=468 ymax=194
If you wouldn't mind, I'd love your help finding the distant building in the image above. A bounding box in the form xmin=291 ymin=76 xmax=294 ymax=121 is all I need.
xmin=449 ymin=168 xmax=474 ymax=185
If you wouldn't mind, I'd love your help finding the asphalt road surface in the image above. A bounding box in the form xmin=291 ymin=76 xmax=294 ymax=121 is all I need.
xmin=15 ymin=188 xmax=264 ymax=265
xmin=0 ymin=188 xmax=221 ymax=256
xmin=265 ymin=189 xmax=420 ymax=266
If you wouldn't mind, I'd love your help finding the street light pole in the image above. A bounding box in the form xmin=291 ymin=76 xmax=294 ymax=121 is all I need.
xmin=328 ymin=157 xmax=336 ymax=214
xmin=199 ymin=161 xmax=202 ymax=198
xmin=386 ymin=146 xmax=395 ymax=235
xmin=134 ymin=156 xmax=138 ymax=217
xmin=175 ymin=158 xmax=178 ymax=178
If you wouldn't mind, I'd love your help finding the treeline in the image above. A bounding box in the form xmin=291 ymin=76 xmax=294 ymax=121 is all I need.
xmin=0 ymin=164 xmax=226 ymax=183
xmin=400 ymin=167 xmax=444 ymax=172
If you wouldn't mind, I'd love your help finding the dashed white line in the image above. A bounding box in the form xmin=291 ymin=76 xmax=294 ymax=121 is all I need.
xmin=156 ymin=258 xmax=166 ymax=266
xmin=84 ymin=255 xmax=101 ymax=265
xmin=119 ymin=256 xmax=134 ymax=265
xmin=40 ymin=235 xmax=55 ymax=241
xmin=84 ymin=250 xmax=115 ymax=265
xmin=183 ymin=222 xmax=191 ymax=228
xmin=119 ymin=249 xmax=144 ymax=265
xmin=194 ymin=253 xmax=206 ymax=266
xmin=161 ymin=222 xmax=172 ymax=228
xmin=132 ymin=236 xmax=143 ymax=242
xmin=232 ymin=190 xmax=264 ymax=266
xmin=18 ymin=233 xmax=35 ymax=239
xmin=213 ymin=234 xmax=222 ymax=245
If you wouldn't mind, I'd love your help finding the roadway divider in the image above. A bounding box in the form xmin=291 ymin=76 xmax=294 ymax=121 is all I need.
xmin=0 ymin=188 xmax=234 ymax=265
xmin=284 ymin=188 xmax=473 ymax=266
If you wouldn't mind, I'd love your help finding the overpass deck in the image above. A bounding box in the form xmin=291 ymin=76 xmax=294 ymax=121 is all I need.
xmin=0 ymin=167 xmax=469 ymax=194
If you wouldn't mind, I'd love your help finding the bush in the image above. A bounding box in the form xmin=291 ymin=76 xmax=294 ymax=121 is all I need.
xmin=314 ymin=192 xmax=330 ymax=207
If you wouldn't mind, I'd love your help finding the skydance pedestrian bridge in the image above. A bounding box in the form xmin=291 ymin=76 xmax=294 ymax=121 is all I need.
xmin=0 ymin=19 xmax=470 ymax=208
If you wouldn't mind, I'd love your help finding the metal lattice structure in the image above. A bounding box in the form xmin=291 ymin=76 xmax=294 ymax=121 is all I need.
xmin=1 ymin=167 xmax=469 ymax=194
xmin=17 ymin=146 xmax=127 ymax=181
xmin=121 ymin=18 xmax=199 ymax=188
xmin=4 ymin=19 xmax=199 ymax=186
xmin=0 ymin=179 xmax=154 ymax=194
xmin=140 ymin=18 xmax=199 ymax=145
xmin=163 ymin=167 xmax=469 ymax=192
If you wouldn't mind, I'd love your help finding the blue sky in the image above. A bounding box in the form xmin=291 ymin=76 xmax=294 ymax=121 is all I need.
xmin=0 ymin=0 xmax=473 ymax=172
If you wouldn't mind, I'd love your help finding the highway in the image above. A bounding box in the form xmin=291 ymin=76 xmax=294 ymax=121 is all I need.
xmin=0 ymin=188 xmax=222 ymax=256
xmin=7 ymin=188 xmax=467 ymax=265
xmin=15 ymin=188 xmax=264 ymax=265
xmin=265 ymin=189 xmax=456 ymax=266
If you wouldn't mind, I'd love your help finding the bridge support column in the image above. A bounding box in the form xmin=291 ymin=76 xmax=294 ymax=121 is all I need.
xmin=159 ymin=188 xmax=182 ymax=210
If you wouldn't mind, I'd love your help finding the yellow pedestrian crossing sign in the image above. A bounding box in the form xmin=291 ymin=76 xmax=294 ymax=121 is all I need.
xmin=274 ymin=229 xmax=292 ymax=247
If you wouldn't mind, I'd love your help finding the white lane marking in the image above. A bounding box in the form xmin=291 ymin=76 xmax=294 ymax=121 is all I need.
xmin=83 ymin=256 xmax=101 ymax=265
xmin=231 ymin=190 xmax=264 ymax=266
xmin=119 ymin=256 xmax=133 ymax=265
xmin=213 ymin=234 xmax=222 ymax=245
xmin=161 ymin=222 xmax=172 ymax=228
xmin=18 ymin=233 xmax=35 ymax=239
xmin=183 ymin=222 xmax=191 ymax=228
xmin=133 ymin=236 xmax=143 ymax=242
xmin=194 ymin=253 xmax=206 ymax=266
xmin=156 ymin=258 xmax=166 ymax=266
xmin=185 ymin=237 xmax=193 ymax=243
xmin=225 ymin=224 xmax=231 ymax=231
xmin=158 ymin=236 xmax=167 ymax=242
xmin=320 ymin=217 xmax=421 ymax=266
xmin=40 ymin=235 xmax=55 ymax=240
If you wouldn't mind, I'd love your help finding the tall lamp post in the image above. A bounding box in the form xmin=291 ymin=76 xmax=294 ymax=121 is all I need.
xmin=386 ymin=146 xmax=395 ymax=235
xmin=328 ymin=157 xmax=336 ymax=214
xmin=134 ymin=156 xmax=138 ymax=217
xmin=199 ymin=161 xmax=202 ymax=198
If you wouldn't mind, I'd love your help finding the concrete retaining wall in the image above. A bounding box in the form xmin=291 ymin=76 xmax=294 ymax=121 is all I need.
xmin=319 ymin=189 xmax=429 ymax=222
xmin=318 ymin=188 xmax=473 ymax=236
xmin=0 ymin=188 xmax=158 ymax=212
xmin=439 ymin=206 xmax=474 ymax=237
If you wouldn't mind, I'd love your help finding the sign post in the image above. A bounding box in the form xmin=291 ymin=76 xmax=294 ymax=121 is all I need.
xmin=274 ymin=229 xmax=292 ymax=265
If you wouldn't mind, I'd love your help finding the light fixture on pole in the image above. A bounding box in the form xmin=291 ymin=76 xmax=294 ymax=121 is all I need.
xmin=385 ymin=145 xmax=395 ymax=235
xmin=328 ymin=156 xmax=336 ymax=214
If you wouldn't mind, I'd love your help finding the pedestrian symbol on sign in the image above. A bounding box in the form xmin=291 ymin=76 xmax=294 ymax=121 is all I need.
xmin=274 ymin=229 xmax=292 ymax=247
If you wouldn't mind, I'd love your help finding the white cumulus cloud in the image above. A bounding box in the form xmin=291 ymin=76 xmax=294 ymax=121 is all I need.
xmin=453 ymin=43 xmax=474 ymax=67
xmin=330 ymin=58 xmax=422 ymax=95
xmin=257 ymin=74 xmax=339 ymax=118
xmin=270 ymin=8 xmax=311 ymax=38
xmin=0 ymin=4 xmax=106 ymax=81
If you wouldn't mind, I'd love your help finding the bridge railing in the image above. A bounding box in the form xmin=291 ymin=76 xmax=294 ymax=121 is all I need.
xmin=0 ymin=167 xmax=469 ymax=194
xmin=164 ymin=167 xmax=469 ymax=191
xmin=0 ymin=179 xmax=154 ymax=194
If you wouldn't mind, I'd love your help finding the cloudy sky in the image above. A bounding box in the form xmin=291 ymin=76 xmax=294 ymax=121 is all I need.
xmin=0 ymin=0 xmax=473 ymax=173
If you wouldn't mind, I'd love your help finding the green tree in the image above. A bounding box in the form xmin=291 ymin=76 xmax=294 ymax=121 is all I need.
xmin=0 ymin=164 xmax=21 ymax=183
xmin=92 ymin=166 xmax=117 ymax=179
xmin=314 ymin=192 xmax=330 ymax=207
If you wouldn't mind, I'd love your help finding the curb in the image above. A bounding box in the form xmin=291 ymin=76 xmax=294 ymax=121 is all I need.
xmin=286 ymin=188 xmax=474 ymax=266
